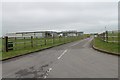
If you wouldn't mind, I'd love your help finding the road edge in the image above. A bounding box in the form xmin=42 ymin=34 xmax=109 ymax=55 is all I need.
xmin=91 ymin=40 xmax=120 ymax=56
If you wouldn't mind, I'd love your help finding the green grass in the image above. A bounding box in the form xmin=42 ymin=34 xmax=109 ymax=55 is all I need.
xmin=108 ymin=32 xmax=118 ymax=36
xmin=107 ymin=32 xmax=119 ymax=42
xmin=2 ymin=41 xmax=63 ymax=60
xmin=0 ymin=38 xmax=2 ymax=53
xmin=108 ymin=37 xmax=118 ymax=42
xmin=0 ymin=38 xmax=2 ymax=49
xmin=6 ymin=37 xmax=79 ymax=50
xmin=1 ymin=36 xmax=83 ymax=60
xmin=93 ymin=37 xmax=119 ymax=55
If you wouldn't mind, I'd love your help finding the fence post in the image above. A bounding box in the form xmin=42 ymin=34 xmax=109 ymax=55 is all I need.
xmin=103 ymin=33 xmax=105 ymax=41
xmin=31 ymin=36 xmax=33 ymax=47
xmin=58 ymin=36 xmax=60 ymax=42
xmin=112 ymin=31 xmax=114 ymax=43
xmin=106 ymin=31 xmax=108 ymax=42
xmin=36 ymin=37 xmax=37 ymax=46
xmin=64 ymin=36 xmax=65 ymax=43
xmin=102 ymin=33 xmax=105 ymax=41
xmin=24 ymin=37 xmax=25 ymax=48
xmin=14 ymin=37 xmax=16 ymax=50
xmin=5 ymin=36 xmax=8 ymax=52
xmin=52 ymin=36 xmax=54 ymax=44
xmin=44 ymin=37 xmax=46 ymax=45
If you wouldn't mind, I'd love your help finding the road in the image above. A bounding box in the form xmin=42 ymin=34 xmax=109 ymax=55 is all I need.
xmin=2 ymin=37 xmax=118 ymax=78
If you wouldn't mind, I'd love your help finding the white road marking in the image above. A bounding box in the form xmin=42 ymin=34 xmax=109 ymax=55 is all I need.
xmin=47 ymin=68 xmax=52 ymax=72
xmin=43 ymin=68 xmax=52 ymax=79
xmin=44 ymin=50 xmax=68 ymax=78
xmin=69 ymin=39 xmax=86 ymax=47
xmin=70 ymin=42 xmax=80 ymax=47
xmin=58 ymin=49 xmax=68 ymax=59
xmin=43 ymin=76 xmax=47 ymax=79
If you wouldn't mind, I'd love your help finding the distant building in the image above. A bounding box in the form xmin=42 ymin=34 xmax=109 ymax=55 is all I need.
xmin=6 ymin=31 xmax=58 ymax=38
xmin=58 ymin=31 xmax=84 ymax=37
xmin=77 ymin=32 xmax=84 ymax=36
xmin=6 ymin=30 xmax=84 ymax=38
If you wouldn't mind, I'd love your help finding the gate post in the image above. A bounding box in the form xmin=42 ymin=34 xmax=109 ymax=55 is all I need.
xmin=106 ymin=31 xmax=108 ymax=42
xmin=5 ymin=36 xmax=8 ymax=52
xmin=31 ymin=36 xmax=33 ymax=47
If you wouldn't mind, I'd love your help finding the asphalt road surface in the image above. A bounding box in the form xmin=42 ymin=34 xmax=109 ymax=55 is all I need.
xmin=2 ymin=37 xmax=118 ymax=78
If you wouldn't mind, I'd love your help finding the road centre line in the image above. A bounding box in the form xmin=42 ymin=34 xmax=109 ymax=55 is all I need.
xmin=70 ymin=42 xmax=81 ymax=47
xmin=44 ymin=50 xmax=68 ymax=78
xmin=69 ymin=39 xmax=86 ymax=47
xmin=43 ymin=68 xmax=52 ymax=79
xmin=58 ymin=49 xmax=68 ymax=60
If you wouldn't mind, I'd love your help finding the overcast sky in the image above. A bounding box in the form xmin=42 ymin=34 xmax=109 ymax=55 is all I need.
xmin=1 ymin=1 xmax=118 ymax=36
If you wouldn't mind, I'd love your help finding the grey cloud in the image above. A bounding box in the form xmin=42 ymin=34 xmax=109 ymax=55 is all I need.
xmin=2 ymin=2 xmax=118 ymax=35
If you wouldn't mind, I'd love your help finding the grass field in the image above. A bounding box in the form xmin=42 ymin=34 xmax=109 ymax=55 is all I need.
xmin=108 ymin=37 xmax=118 ymax=41
xmin=5 ymin=37 xmax=80 ymax=50
xmin=0 ymin=38 xmax=2 ymax=49
xmin=93 ymin=37 xmax=119 ymax=55
xmin=108 ymin=31 xmax=119 ymax=42
xmin=1 ymin=36 xmax=84 ymax=60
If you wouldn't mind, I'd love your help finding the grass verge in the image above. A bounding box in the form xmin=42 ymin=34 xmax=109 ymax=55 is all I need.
xmin=93 ymin=37 xmax=119 ymax=55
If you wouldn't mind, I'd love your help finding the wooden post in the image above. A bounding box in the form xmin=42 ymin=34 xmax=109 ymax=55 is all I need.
xmin=44 ymin=32 xmax=47 ymax=45
xmin=44 ymin=37 xmax=46 ymax=45
xmin=106 ymin=31 xmax=108 ymax=42
xmin=5 ymin=36 xmax=8 ymax=52
xmin=31 ymin=36 xmax=33 ymax=47
xmin=14 ymin=37 xmax=16 ymax=50
xmin=64 ymin=36 xmax=65 ymax=43
xmin=70 ymin=36 xmax=71 ymax=42
xmin=112 ymin=31 xmax=114 ymax=43
xmin=24 ymin=37 xmax=25 ymax=48
xmin=59 ymin=36 xmax=60 ymax=42
xmin=103 ymin=32 xmax=105 ymax=41
xmin=53 ymin=36 xmax=54 ymax=44
xmin=36 ymin=37 xmax=37 ymax=46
